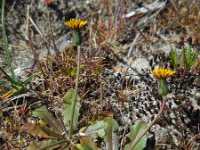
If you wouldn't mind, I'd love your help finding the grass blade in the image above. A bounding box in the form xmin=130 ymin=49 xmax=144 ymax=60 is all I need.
xmin=2 ymin=0 xmax=18 ymax=82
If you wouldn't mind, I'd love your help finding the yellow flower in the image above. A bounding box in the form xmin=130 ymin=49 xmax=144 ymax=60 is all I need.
xmin=64 ymin=18 xmax=87 ymax=30
xmin=151 ymin=67 xmax=175 ymax=79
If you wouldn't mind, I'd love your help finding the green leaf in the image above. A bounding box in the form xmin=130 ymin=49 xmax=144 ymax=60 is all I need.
xmin=104 ymin=118 xmax=119 ymax=150
xmin=73 ymin=136 xmax=100 ymax=150
xmin=187 ymin=46 xmax=192 ymax=66
xmin=61 ymin=67 xmax=77 ymax=77
xmin=32 ymin=107 xmax=64 ymax=134
xmin=80 ymin=117 xmax=119 ymax=150
xmin=191 ymin=53 xmax=197 ymax=67
xmin=181 ymin=46 xmax=198 ymax=70
xmin=40 ymin=125 xmax=65 ymax=140
xmin=22 ymin=72 xmax=40 ymax=85
xmin=82 ymin=116 xmax=119 ymax=149
xmin=27 ymin=139 xmax=60 ymax=150
xmin=125 ymin=120 xmax=147 ymax=150
xmin=82 ymin=120 xmax=106 ymax=138
xmin=0 ymin=66 xmax=15 ymax=84
xmin=2 ymin=0 xmax=18 ymax=83
xmin=170 ymin=48 xmax=178 ymax=69
xmin=22 ymin=123 xmax=63 ymax=139
xmin=181 ymin=47 xmax=187 ymax=69
xmin=63 ymin=89 xmax=80 ymax=130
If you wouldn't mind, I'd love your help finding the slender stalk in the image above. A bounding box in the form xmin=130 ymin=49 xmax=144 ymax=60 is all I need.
xmin=100 ymin=75 xmax=103 ymax=111
xmin=2 ymin=0 xmax=17 ymax=82
xmin=69 ymin=45 xmax=81 ymax=139
xmin=130 ymin=96 xmax=167 ymax=149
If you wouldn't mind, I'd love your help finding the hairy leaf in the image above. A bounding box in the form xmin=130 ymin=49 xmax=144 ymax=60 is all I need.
xmin=82 ymin=120 xmax=105 ymax=138
xmin=73 ymin=136 xmax=99 ymax=150
xmin=27 ymin=139 xmax=60 ymax=150
xmin=104 ymin=118 xmax=119 ymax=150
xmin=170 ymin=48 xmax=178 ymax=69
xmin=22 ymin=123 xmax=63 ymax=139
xmin=125 ymin=120 xmax=147 ymax=150
xmin=181 ymin=47 xmax=187 ymax=69
xmin=63 ymin=89 xmax=80 ymax=130
xmin=32 ymin=107 xmax=64 ymax=134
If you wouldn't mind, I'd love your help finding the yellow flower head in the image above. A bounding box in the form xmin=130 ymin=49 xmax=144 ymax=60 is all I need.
xmin=64 ymin=18 xmax=87 ymax=30
xmin=151 ymin=67 xmax=176 ymax=79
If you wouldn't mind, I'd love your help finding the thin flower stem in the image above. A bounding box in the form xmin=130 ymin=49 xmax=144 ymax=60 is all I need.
xmin=69 ymin=45 xmax=81 ymax=139
xmin=130 ymin=96 xmax=166 ymax=149
xmin=100 ymin=75 xmax=103 ymax=111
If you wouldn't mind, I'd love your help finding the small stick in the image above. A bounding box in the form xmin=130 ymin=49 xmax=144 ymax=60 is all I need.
xmin=127 ymin=32 xmax=141 ymax=58
xmin=169 ymin=0 xmax=179 ymax=15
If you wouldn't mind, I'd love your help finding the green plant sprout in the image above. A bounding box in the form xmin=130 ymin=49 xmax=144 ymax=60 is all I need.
xmin=0 ymin=0 xmax=39 ymax=98
xmin=181 ymin=46 xmax=197 ymax=72
xmin=170 ymin=46 xmax=198 ymax=72
xmin=170 ymin=47 xmax=178 ymax=69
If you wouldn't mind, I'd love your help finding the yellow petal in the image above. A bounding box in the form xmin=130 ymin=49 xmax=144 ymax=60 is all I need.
xmin=64 ymin=18 xmax=87 ymax=30
xmin=152 ymin=67 xmax=175 ymax=79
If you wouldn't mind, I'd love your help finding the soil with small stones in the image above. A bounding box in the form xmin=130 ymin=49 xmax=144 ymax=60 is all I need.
xmin=0 ymin=0 xmax=200 ymax=150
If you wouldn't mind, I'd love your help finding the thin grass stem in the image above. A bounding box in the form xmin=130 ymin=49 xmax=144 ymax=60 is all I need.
xmin=2 ymin=0 xmax=18 ymax=82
